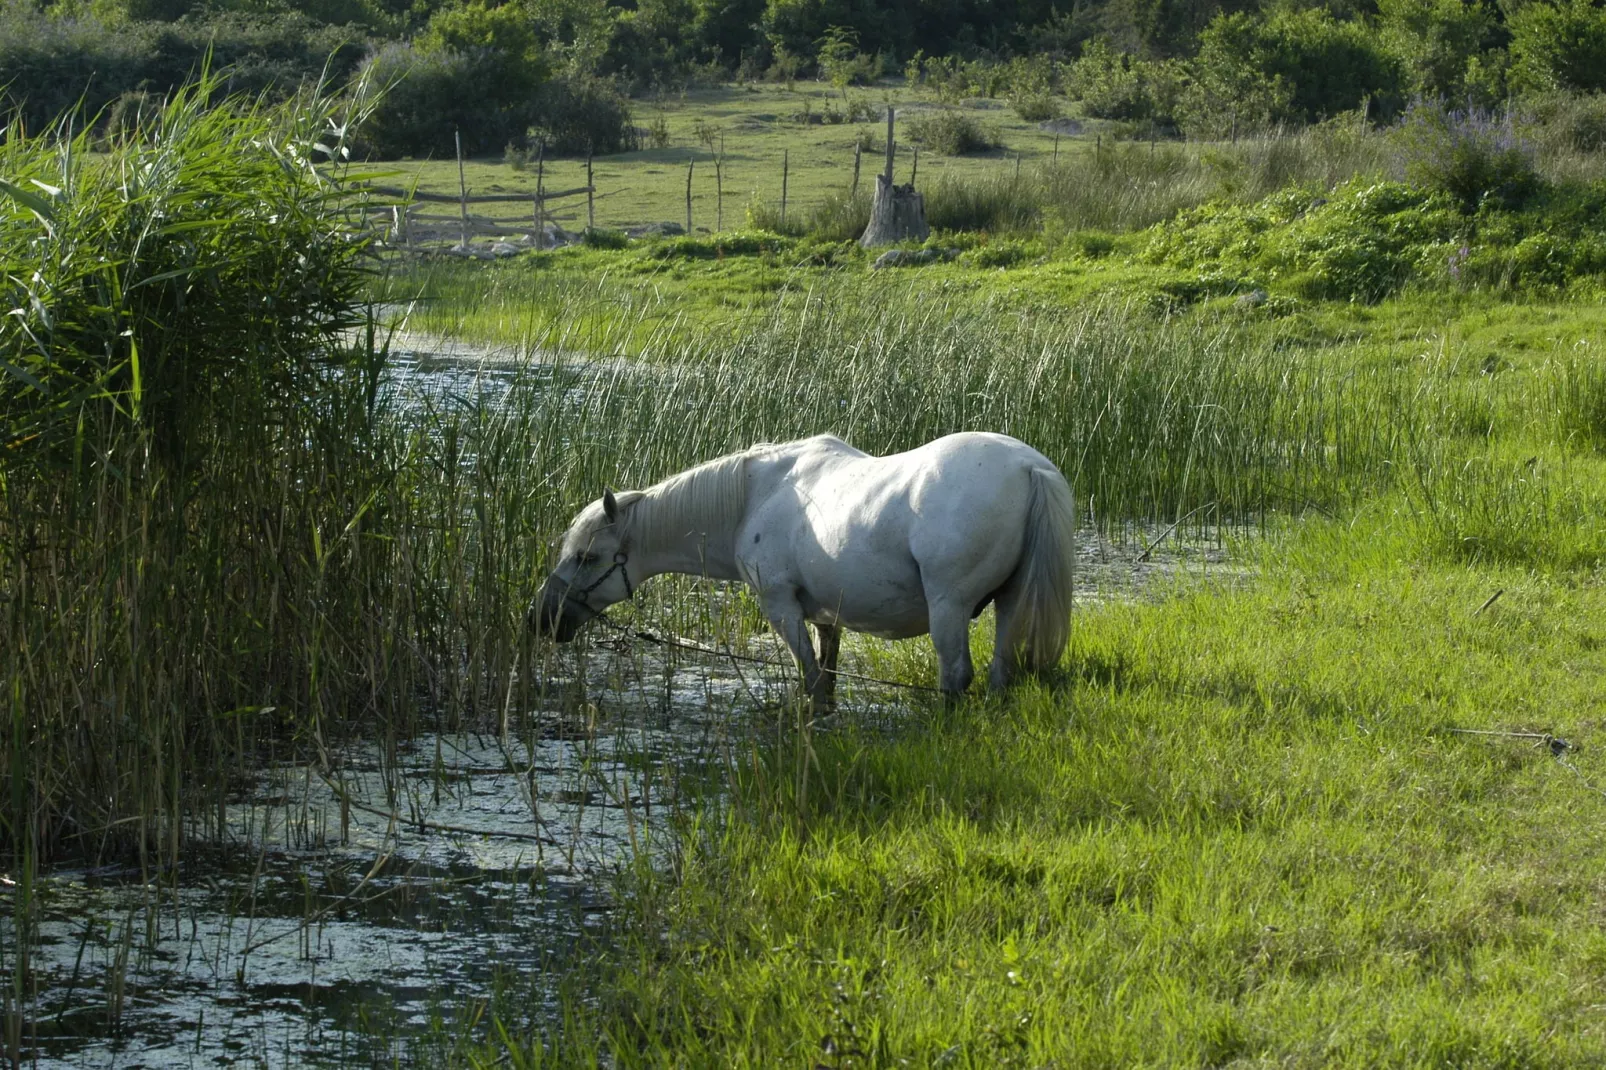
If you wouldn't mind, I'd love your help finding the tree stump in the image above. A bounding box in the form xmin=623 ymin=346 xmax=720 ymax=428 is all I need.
xmin=859 ymin=173 xmax=930 ymax=247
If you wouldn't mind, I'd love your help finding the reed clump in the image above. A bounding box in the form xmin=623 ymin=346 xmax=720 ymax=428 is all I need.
xmin=0 ymin=78 xmax=494 ymax=867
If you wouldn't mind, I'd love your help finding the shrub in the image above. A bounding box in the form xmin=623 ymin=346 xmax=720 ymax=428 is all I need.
xmin=816 ymin=26 xmax=880 ymax=87
xmin=1391 ymin=100 xmax=1540 ymax=213
xmin=1011 ymin=93 xmax=1061 ymax=121
xmin=801 ymin=188 xmax=872 ymax=242
xmin=526 ymin=73 xmax=634 ymax=154
xmin=961 ymin=239 xmax=1042 ymax=268
xmin=1377 ymin=0 xmax=1494 ymax=101
xmin=904 ymin=109 xmax=1002 ymax=155
xmin=645 ymin=231 xmax=795 ymax=259
xmin=1070 ymin=40 xmax=1164 ymax=123
xmin=1509 ymin=0 xmax=1606 ymax=94
xmin=1143 ymin=181 xmax=1467 ymax=302
xmin=1185 ymin=9 xmax=1405 ymax=133
xmin=0 ymin=8 xmax=370 ymax=134
xmin=581 ymin=227 xmax=630 ymax=249
xmin=352 ymin=44 xmax=505 ymax=157
xmin=1522 ymin=91 xmax=1606 ymax=153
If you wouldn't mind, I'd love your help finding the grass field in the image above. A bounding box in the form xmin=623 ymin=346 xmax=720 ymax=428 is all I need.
xmin=369 ymin=82 xmax=1095 ymax=235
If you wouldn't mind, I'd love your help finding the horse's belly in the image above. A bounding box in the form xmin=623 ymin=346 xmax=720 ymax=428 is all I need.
xmin=798 ymin=577 xmax=929 ymax=639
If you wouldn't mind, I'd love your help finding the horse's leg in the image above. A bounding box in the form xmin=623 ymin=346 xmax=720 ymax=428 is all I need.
xmin=814 ymin=623 xmax=840 ymax=706
xmin=758 ymin=589 xmax=828 ymax=708
xmin=925 ymin=597 xmax=976 ymax=698
xmin=988 ymin=586 xmax=1024 ymax=691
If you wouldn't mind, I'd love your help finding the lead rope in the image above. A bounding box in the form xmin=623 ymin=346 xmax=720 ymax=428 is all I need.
xmin=586 ymin=609 xmax=945 ymax=695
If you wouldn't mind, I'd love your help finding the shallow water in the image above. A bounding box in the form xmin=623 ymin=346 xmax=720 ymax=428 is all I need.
xmin=12 ymin=655 xmax=767 ymax=1068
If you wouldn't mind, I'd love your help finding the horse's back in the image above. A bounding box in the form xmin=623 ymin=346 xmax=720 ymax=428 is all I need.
xmin=736 ymin=433 xmax=1065 ymax=638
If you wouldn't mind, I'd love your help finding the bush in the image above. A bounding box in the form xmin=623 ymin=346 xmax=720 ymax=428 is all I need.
xmin=352 ymin=44 xmax=509 ymax=157
xmin=904 ymin=109 xmax=1002 ymax=155
xmin=581 ymin=227 xmax=630 ymax=249
xmin=1522 ymin=91 xmax=1606 ymax=153
xmin=1392 ymin=100 xmax=1541 ymax=213
xmin=1184 ymin=9 xmax=1405 ymax=135
xmin=0 ymin=8 xmax=370 ymax=134
xmin=1012 ymin=93 xmax=1061 ymax=121
xmin=1071 ymin=41 xmax=1174 ymax=124
xmin=1378 ymin=0 xmax=1494 ymax=101
xmin=526 ymin=73 xmax=635 ymax=154
xmin=1510 ymin=0 xmax=1606 ymax=94
xmin=1143 ymin=182 xmax=1466 ymax=301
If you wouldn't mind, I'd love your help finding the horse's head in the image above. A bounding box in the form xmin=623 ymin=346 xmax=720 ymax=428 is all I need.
xmin=531 ymin=488 xmax=640 ymax=642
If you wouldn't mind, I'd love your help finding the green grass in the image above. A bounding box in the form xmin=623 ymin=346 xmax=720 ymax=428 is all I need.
xmin=528 ymin=530 xmax=1606 ymax=1067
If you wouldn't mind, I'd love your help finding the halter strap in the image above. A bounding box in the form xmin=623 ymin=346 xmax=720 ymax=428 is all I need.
xmin=566 ymin=552 xmax=632 ymax=608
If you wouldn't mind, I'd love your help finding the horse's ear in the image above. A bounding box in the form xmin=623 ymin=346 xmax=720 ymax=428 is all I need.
xmin=602 ymin=487 xmax=619 ymax=524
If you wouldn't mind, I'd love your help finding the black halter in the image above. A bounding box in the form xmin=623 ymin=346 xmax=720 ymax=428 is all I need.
xmin=566 ymin=552 xmax=632 ymax=609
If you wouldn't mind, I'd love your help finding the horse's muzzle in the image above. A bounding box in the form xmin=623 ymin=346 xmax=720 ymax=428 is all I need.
xmin=529 ymin=583 xmax=594 ymax=643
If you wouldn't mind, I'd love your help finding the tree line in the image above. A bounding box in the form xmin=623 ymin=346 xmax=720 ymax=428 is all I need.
xmin=2 ymin=0 xmax=1604 ymax=156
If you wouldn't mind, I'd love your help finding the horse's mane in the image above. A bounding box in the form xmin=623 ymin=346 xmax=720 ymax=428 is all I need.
xmin=622 ymin=448 xmax=752 ymax=551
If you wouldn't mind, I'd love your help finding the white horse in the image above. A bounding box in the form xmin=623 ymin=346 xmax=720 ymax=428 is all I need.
xmin=532 ymin=432 xmax=1076 ymax=703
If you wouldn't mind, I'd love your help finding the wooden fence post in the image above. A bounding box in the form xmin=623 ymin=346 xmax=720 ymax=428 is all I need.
xmin=586 ymin=150 xmax=595 ymax=231
xmin=780 ymin=149 xmax=789 ymax=229
xmin=685 ymin=158 xmax=694 ymax=234
xmin=534 ymin=142 xmax=545 ymax=250
xmin=1053 ymin=133 xmax=1060 ymax=163
xmin=715 ymin=135 xmax=724 ymax=232
xmin=884 ymin=107 xmax=895 ymax=186
xmin=910 ymin=145 xmax=918 ymax=186
xmin=852 ymin=140 xmax=861 ymax=197
xmin=455 ymin=128 xmax=468 ymax=249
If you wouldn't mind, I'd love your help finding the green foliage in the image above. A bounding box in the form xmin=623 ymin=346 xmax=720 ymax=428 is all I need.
xmin=1070 ymin=40 xmax=1183 ymax=126
xmin=0 ymin=7 xmax=370 ymax=133
xmin=1392 ymin=101 xmax=1541 ymax=213
xmin=1184 ymin=9 xmax=1405 ymax=135
xmin=526 ymin=71 xmax=635 ymax=153
xmin=1 ymin=76 xmax=394 ymax=855
xmin=1377 ymin=0 xmax=1494 ymax=101
xmin=1522 ymin=90 xmax=1606 ymax=153
xmin=904 ymin=108 xmax=1003 ymax=155
xmin=1144 ymin=182 xmax=1464 ymax=301
xmin=353 ymin=42 xmax=517 ymax=156
xmin=925 ymin=170 xmax=1040 ymax=231
xmin=1509 ymin=0 xmax=1606 ymax=94
xmin=581 ymin=225 xmax=630 ymax=247
xmin=1144 ymin=170 xmax=1606 ymax=300
xmin=644 ymin=229 xmax=795 ymax=258
xmin=814 ymin=24 xmax=879 ymax=86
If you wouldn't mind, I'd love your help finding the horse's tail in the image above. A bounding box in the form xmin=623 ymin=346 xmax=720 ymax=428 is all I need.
xmin=1009 ymin=465 xmax=1077 ymax=673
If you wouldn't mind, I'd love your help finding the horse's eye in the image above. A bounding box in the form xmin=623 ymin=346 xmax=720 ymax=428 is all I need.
xmin=578 ymin=552 xmax=600 ymax=566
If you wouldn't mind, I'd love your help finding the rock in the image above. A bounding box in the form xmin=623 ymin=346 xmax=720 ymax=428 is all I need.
xmin=627 ymin=222 xmax=685 ymax=238
xmin=872 ymin=248 xmax=940 ymax=269
xmin=489 ymin=241 xmax=521 ymax=258
xmin=1038 ymin=118 xmax=1084 ymax=136
xmin=1235 ymin=289 xmax=1269 ymax=309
